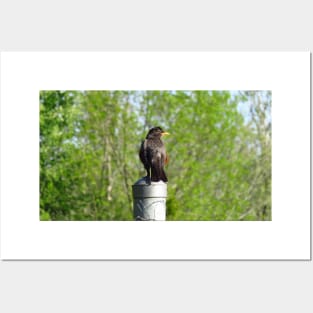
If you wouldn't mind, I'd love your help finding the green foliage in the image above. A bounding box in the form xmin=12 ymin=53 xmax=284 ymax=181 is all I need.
xmin=40 ymin=90 xmax=271 ymax=221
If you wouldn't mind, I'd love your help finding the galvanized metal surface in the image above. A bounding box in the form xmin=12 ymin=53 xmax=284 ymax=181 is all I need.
xmin=132 ymin=177 xmax=167 ymax=221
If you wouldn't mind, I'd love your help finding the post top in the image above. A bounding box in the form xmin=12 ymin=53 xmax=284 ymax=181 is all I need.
xmin=133 ymin=177 xmax=167 ymax=186
xmin=132 ymin=177 xmax=167 ymax=198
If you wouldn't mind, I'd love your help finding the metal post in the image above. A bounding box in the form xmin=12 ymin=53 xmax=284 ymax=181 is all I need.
xmin=132 ymin=177 xmax=167 ymax=221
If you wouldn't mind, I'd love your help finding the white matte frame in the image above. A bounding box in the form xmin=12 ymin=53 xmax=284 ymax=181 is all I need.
xmin=0 ymin=52 xmax=310 ymax=260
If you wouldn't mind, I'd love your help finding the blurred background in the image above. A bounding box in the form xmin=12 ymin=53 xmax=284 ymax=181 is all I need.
xmin=40 ymin=90 xmax=271 ymax=221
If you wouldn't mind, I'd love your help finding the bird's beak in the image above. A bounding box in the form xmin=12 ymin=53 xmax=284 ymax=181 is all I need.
xmin=161 ymin=132 xmax=170 ymax=136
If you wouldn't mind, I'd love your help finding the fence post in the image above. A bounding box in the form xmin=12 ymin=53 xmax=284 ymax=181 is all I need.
xmin=132 ymin=177 xmax=167 ymax=221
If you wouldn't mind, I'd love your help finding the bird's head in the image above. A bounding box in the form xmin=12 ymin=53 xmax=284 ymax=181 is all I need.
xmin=146 ymin=127 xmax=170 ymax=139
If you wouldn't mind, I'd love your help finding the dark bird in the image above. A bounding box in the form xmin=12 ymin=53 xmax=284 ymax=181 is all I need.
xmin=139 ymin=127 xmax=169 ymax=183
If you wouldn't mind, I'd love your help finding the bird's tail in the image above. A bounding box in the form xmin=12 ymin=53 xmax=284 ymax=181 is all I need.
xmin=160 ymin=168 xmax=168 ymax=182
xmin=151 ymin=166 xmax=168 ymax=182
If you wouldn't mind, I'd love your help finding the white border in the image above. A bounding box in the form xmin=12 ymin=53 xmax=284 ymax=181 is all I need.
xmin=0 ymin=52 xmax=310 ymax=259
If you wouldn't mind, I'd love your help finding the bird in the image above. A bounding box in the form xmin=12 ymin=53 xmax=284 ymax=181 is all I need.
xmin=139 ymin=127 xmax=169 ymax=183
